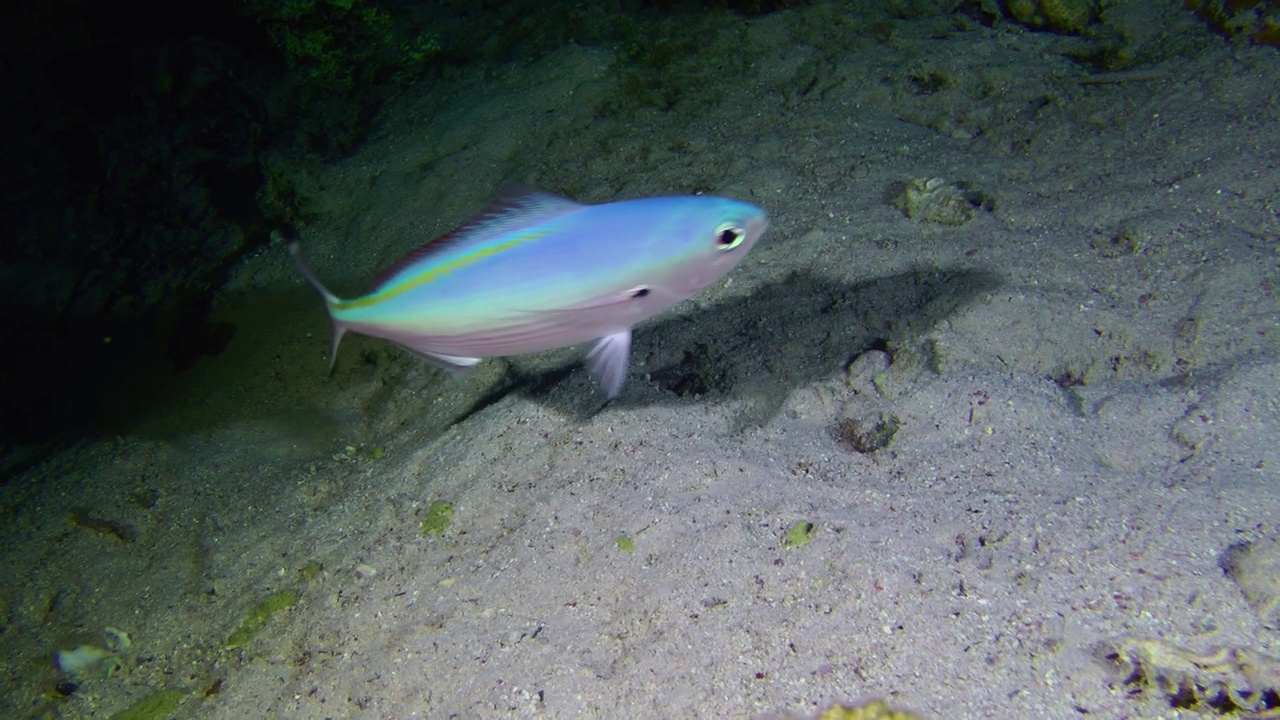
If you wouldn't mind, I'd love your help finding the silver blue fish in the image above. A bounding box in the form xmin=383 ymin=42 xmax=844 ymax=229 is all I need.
xmin=291 ymin=187 xmax=767 ymax=396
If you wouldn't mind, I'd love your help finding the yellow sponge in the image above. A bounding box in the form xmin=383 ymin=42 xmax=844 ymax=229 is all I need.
xmin=816 ymin=700 xmax=919 ymax=720
xmin=1004 ymin=0 xmax=1099 ymax=33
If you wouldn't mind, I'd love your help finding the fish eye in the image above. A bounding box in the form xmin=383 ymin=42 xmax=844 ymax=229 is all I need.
xmin=715 ymin=224 xmax=745 ymax=251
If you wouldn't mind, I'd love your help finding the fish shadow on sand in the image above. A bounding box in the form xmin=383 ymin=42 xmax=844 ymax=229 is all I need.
xmin=0 ymin=265 xmax=997 ymax=483
xmin=458 ymin=266 xmax=1002 ymax=427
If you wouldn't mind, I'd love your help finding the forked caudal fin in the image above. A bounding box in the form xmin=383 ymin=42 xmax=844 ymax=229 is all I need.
xmin=288 ymin=242 xmax=347 ymax=371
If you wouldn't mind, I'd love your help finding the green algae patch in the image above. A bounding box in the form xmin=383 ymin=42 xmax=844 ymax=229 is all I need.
xmin=782 ymin=521 xmax=814 ymax=549
xmin=298 ymin=560 xmax=323 ymax=584
xmin=108 ymin=689 xmax=185 ymax=720
xmin=224 ymin=589 xmax=299 ymax=649
xmin=615 ymin=535 xmax=636 ymax=554
xmin=418 ymin=500 xmax=454 ymax=538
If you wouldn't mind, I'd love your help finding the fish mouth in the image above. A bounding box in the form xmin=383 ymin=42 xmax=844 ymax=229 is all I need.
xmin=745 ymin=214 xmax=768 ymax=240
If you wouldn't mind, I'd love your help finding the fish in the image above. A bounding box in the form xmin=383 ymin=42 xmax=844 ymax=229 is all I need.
xmin=289 ymin=187 xmax=768 ymax=397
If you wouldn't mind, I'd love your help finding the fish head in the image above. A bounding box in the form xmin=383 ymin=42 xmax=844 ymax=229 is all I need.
xmin=653 ymin=196 xmax=768 ymax=297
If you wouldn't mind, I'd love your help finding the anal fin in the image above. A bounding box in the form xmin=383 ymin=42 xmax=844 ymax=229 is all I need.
xmin=397 ymin=345 xmax=483 ymax=378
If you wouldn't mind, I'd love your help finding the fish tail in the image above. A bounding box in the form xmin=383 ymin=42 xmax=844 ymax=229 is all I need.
xmin=288 ymin=241 xmax=348 ymax=371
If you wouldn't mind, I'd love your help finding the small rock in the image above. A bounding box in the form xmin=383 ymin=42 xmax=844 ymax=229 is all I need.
xmin=1219 ymin=535 xmax=1280 ymax=629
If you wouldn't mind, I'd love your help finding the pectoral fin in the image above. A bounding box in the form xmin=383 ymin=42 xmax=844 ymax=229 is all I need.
xmin=585 ymin=330 xmax=631 ymax=398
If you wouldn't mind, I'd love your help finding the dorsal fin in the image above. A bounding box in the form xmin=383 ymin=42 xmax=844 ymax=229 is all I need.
xmin=368 ymin=185 xmax=584 ymax=291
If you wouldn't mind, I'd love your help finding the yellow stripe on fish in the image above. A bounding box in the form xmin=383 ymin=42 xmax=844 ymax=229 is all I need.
xmin=333 ymin=229 xmax=552 ymax=312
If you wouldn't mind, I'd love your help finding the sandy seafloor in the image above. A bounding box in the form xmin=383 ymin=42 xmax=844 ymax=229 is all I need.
xmin=3 ymin=2 xmax=1279 ymax=718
